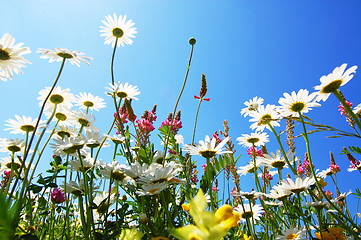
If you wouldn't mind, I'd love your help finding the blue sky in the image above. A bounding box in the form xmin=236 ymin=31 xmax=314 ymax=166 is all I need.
xmin=1 ymin=0 xmax=361 ymax=208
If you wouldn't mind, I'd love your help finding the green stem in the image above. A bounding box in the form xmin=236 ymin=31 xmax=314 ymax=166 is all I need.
xmin=163 ymin=43 xmax=195 ymax=160
xmin=191 ymin=99 xmax=203 ymax=145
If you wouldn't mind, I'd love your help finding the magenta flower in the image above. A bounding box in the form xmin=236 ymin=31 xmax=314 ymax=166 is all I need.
xmin=50 ymin=187 xmax=66 ymax=204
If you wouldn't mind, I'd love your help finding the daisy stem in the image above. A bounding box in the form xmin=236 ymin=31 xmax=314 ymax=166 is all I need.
xmin=333 ymin=90 xmax=361 ymax=132
xmin=298 ymin=111 xmax=361 ymax=232
xmin=191 ymin=99 xmax=203 ymax=145
xmin=23 ymin=58 xmax=66 ymax=164
xmin=163 ymin=42 xmax=195 ymax=160
xmin=110 ymin=37 xmax=118 ymax=85
xmin=268 ymin=124 xmax=297 ymax=175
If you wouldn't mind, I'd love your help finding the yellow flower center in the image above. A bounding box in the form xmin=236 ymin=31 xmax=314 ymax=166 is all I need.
xmin=112 ymin=27 xmax=124 ymax=37
xmin=259 ymin=114 xmax=272 ymax=125
xmin=7 ymin=145 xmax=21 ymax=152
xmin=50 ymin=94 xmax=64 ymax=104
xmin=199 ymin=150 xmax=216 ymax=158
xmin=0 ymin=49 xmax=10 ymax=60
xmin=57 ymin=52 xmax=74 ymax=59
xmin=55 ymin=112 xmax=67 ymax=121
xmin=286 ymin=233 xmax=298 ymax=239
xmin=271 ymin=160 xmax=286 ymax=169
xmin=116 ymin=91 xmax=128 ymax=98
xmin=57 ymin=131 xmax=71 ymax=139
xmin=290 ymin=102 xmax=305 ymax=112
xmin=321 ymin=79 xmax=343 ymax=93
xmin=20 ymin=125 xmax=35 ymax=132
xmin=246 ymin=137 xmax=260 ymax=144
xmin=112 ymin=171 xmax=127 ymax=181
xmin=83 ymin=101 xmax=94 ymax=107
xmin=78 ymin=118 xmax=90 ymax=127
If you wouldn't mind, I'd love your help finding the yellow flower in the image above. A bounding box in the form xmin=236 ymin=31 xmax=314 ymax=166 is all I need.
xmin=182 ymin=203 xmax=191 ymax=212
xmin=172 ymin=189 xmax=240 ymax=240
xmin=315 ymin=227 xmax=346 ymax=240
xmin=118 ymin=228 xmax=143 ymax=240
xmin=215 ymin=204 xmax=241 ymax=229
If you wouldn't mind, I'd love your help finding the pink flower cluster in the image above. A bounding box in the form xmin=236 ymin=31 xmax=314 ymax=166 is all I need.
xmin=50 ymin=187 xmax=66 ymax=204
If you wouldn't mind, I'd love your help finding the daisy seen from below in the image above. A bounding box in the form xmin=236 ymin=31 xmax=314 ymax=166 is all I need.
xmin=0 ymin=138 xmax=25 ymax=153
xmin=183 ymin=136 xmax=232 ymax=158
xmin=74 ymin=92 xmax=106 ymax=111
xmin=314 ymin=63 xmax=357 ymax=102
xmin=38 ymin=86 xmax=75 ymax=113
xmin=258 ymin=150 xmax=294 ymax=170
xmin=0 ymin=33 xmax=31 ymax=81
xmin=234 ymin=204 xmax=264 ymax=222
xmin=106 ymin=82 xmax=140 ymax=100
xmin=249 ymin=104 xmax=280 ymax=132
xmin=277 ymin=89 xmax=321 ymax=117
xmin=37 ymin=48 xmax=92 ymax=66
xmin=5 ymin=115 xmax=46 ymax=135
xmin=100 ymin=13 xmax=137 ymax=47
xmin=237 ymin=160 xmax=260 ymax=176
xmin=274 ymin=176 xmax=316 ymax=194
xmin=275 ymin=227 xmax=307 ymax=240
xmin=237 ymin=132 xmax=269 ymax=148
xmin=69 ymin=110 xmax=98 ymax=132
xmin=240 ymin=96 xmax=264 ymax=117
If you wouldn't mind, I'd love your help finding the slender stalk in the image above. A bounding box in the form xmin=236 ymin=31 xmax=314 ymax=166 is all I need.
xmin=162 ymin=43 xmax=195 ymax=159
xmin=191 ymin=99 xmax=203 ymax=145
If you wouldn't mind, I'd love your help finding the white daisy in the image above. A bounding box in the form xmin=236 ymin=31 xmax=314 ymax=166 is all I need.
xmin=258 ymin=150 xmax=294 ymax=170
xmin=122 ymin=161 xmax=149 ymax=180
xmin=274 ymin=176 xmax=316 ymax=194
xmin=236 ymin=132 xmax=269 ymax=148
xmin=266 ymin=189 xmax=292 ymax=201
xmin=174 ymin=134 xmax=184 ymax=144
xmin=249 ymin=104 xmax=280 ymax=132
xmin=135 ymin=182 xmax=170 ymax=196
xmin=100 ymin=13 xmax=137 ymax=47
xmin=0 ymin=33 xmax=31 ymax=81
xmin=234 ymin=204 xmax=264 ymax=222
xmin=38 ymin=86 xmax=75 ymax=113
xmin=106 ymin=82 xmax=140 ymax=100
xmin=61 ymin=179 xmax=98 ymax=197
xmin=4 ymin=115 xmax=46 ymax=135
xmin=353 ymin=103 xmax=361 ymax=115
xmin=51 ymin=135 xmax=87 ymax=157
xmin=183 ymin=136 xmax=232 ymax=158
xmin=74 ymin=92 xmax=106 ymax=111
xmin=137 ymin=161 xmax=184 ymax=185
xmin=233 ymin=190 xmax=264 ymax=200
xmin=278 ymin=89 xmax=321 ymax=117
xmin=84 ymin=130 xmax=108 ymax=148
xmin=69 ymin=110 xmax=98 ymax=131
xmin=52 ymin=126 xmax=78 ymax=140
xmin=93 ymin=191 xmax=117 ymax=216
xmin=104 ymin=134 xmax=125 ymax=145
xmin=0 ymin=138 xmax=25 ymax=153
xmin=237 ymin=161 xmax=259 ymax=176
xmin=99 ymin=161 xmax=135 ymax=185
xmin=314 ymin=63 xmax=357 ymax=102
xmin=68 ymin=155 xmax=95 ymax=172
xmin=240 ymin=96 xmax=264 ymax=117
xmin=37 ymin=48 xmax=92 ymax=66
xmin=0 ymin=156 xmax=23 ymax=173
xmin=275 ymin=227 xmax=307 ymax=240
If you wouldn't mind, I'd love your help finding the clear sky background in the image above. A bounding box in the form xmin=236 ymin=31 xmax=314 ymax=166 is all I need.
xmin=1 ymin=0 xmax=361 ymax=210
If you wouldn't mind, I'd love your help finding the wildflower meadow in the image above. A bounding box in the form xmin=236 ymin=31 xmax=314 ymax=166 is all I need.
xmin=1 ymin=4 xmax=361 ymax=240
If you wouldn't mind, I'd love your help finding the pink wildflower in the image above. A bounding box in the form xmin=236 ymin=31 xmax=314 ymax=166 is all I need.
xmin=212 ymin=186 xmax=219 ymax=192
xmin=338 ymin=100 xmax=353 ymax=116
xmin=247 ymin=146 xmax=263 ymax=157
